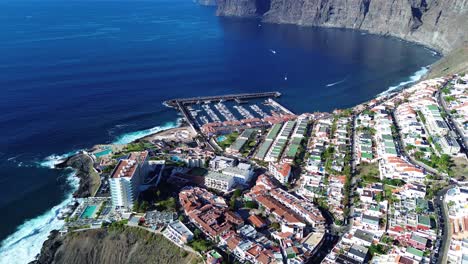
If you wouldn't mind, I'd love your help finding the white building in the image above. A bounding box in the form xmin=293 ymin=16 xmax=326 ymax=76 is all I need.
xmin=204 ymin=171 xmax=235 ymax=192
xmin=164 ymin=220 xmax=194 ymax=245
xmin=268 ymin=162 xmax=291 ymax=185
xmin=439 ymin=135 xmax=461 ymax=155
xmin=109 ymin=151 xmax=149 ymax=210
xmin=209 ymin=156 xmax=235 ymax=171
xmin=422 ymin=104 xmax=450 ymax=136
xmin=222 ymin=162 xmax=254 ymax=185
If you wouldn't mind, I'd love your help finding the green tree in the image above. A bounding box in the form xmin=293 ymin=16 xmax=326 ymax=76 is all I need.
xmin=375 ymin=192 xmax=383 ymax=202
xmin=270 ymin=222 xmax=280 ymax=230
xmin=193 ymin=228 xmax=202 ymax=239
xmin=229 ymin=198 xmax=236 ymax=210
xmin=139 ymin=201 xmax=149 ymax=212
xmin=233 ymin=189 xmax=242 ymax=198
xmin=133 ymin=200 xmax=140 ymax=212
xmin=245 ymin=201 xmax=258 ymax=209
xmin=178 ymin=215 xmax=186 ymax=222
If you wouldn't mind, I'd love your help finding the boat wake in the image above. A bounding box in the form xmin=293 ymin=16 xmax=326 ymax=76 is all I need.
xmin=0 ymin=172 xmax=79 ymax=264
xmin=380 ymin=66 xmax=429 ymax=95
xmin=326 ymin=77 xmax=347 ymax=87
xmin=269 ymin=49 xmax=277 ymax=55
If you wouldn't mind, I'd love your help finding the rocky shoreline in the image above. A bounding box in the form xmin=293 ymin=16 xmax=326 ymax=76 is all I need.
xmin=56 ymin=153 xmax=100 ymax=198
xmin=215 ymin=0 xmax=468 ymax=55
xmin=28 ymin=3 xmax=468 ymax=261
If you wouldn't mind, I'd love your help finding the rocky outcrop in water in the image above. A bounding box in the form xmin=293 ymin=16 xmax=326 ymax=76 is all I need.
xmin=216 ymin=0 xmax=468 ymax=54
xmin=56 ymin=153 xmax=99 ymax=198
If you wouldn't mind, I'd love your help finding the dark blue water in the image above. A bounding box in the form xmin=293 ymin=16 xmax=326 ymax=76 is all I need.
xmin=0 ymin=0 xmax=439 ymax=262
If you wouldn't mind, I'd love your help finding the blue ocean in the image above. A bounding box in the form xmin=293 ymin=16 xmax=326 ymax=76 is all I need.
xmin=0 ymin=0 xmax=439 ymax=262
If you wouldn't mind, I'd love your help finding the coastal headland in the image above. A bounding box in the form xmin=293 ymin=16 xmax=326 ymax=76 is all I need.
xmin=5 ymin=2 xmax=465 ymax=263
xmin=32 ymin=70 xmax=468 ymax=264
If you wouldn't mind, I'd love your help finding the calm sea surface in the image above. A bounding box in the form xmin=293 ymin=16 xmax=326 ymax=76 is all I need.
xmin=0 ymin=0 xmax=439 ymax=262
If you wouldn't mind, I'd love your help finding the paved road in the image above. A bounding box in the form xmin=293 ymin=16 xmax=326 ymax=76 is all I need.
xmin=433 ymin=186 xmax=454 ymax=264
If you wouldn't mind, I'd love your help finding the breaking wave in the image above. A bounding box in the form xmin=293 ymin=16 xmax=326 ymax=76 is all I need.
xmin=0 ymin=172 xmax=79 ymax=264
xmin=0 ymin=119 xmax=181 ymax=263
xmin=38 ymin=151 xmax=79 ymax=169
xmin=112 ymin=119 xmax=181 ymax=145
xmin=380 ymin=66 xmax=429 ymax=95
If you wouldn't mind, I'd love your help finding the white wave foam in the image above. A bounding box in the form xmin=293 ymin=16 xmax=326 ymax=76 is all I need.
xmin=0 ymin=172 xmax=79 ymax=264
xmin=38 ymin=151 xmax=78 ymax=169
xmin=380 ymin=66 xmax=429 ymax=95
xmin=112 ymin=120 xmax=181 ymax=145
xmin=7 ymin=156 xmax=19 ymax=161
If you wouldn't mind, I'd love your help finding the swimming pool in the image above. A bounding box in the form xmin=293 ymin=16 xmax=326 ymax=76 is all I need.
xmin=217 ymin=136 xmax=226 ymax=142
xmin=94 ymin=149 xmax=112 ymax=158
xmin=80 ymin=205 xmax=97 ymax=219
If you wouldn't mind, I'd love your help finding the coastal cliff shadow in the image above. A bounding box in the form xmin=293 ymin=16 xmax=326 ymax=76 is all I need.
xmin=256 ymin=0 xmax=271 ymax=15
xmin=216 ymin=17 xmax=435 ymax=68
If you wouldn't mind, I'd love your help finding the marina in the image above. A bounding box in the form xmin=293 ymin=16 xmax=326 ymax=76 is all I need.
xmin=164 ymin=91 xmax=281 ymax=107
xmin=214 ymin=102 xmax=237 ymax=121
xmin=164 ymin=92 xmax=294 ymax=135
xmin=233 ymin=105 xmax=255 ymax=119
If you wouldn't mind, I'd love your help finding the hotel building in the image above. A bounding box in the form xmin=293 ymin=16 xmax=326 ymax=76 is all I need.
xmin=109 ymin=151 xmax=149 ymax=210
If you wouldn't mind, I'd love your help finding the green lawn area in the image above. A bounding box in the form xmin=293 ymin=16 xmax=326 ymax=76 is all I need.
xmin=356 ymin=162 xmax=380 ymax=183
xmin=217 ymin=132 xmax=239 ymax=149
xmin=124 ymin=141 xmax=154 ymax=153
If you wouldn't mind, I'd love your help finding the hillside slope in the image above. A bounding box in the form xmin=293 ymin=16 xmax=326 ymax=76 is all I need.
xmin=427 ymin=43 xmax=468 ymax=79
xmin=31 ymin=228 xmax=201 ymax=264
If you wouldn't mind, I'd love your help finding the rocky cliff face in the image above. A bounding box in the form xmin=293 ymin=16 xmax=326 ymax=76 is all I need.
xmin=57 ymin=153 xmax=99 ymax=198
xmin=216 ymin=0 xmax=468 ymax=54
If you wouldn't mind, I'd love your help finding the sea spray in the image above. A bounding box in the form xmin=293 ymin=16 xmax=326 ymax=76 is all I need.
xmin=0 ymin=171 xmax=79 ymax=264
xmin=380 ymin=66 xmax=429 ymax=95
xmin=112 ymin=119 xmax=182 ymax=145
xmin=38 ymin=151 xmax=79 ymax=169
xmin=0 ymin=119 xmax=182 ymax=263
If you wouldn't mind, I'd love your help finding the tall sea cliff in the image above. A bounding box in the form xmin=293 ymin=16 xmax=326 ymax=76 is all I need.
xmin=216 ymin=0 xmax=468 ymax=54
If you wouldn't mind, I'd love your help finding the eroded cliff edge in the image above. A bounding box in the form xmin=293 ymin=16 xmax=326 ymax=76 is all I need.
xmin=216 ymin=0 xmax=468 ymax=54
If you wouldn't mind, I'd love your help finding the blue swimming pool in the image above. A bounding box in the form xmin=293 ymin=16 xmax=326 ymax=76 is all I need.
xmin=80 ymin=205 xmax=97 ymax=219
xmin=94 ymin=149 xmax=112 ymax=158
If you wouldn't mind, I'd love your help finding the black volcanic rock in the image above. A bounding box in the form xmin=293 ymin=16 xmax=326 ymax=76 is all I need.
xmin=56 ymin=153 xmax=96 ymax=198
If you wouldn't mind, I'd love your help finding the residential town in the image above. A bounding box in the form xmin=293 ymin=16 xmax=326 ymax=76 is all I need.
xmin=58 ymin=73 xmax=467 ymax=264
